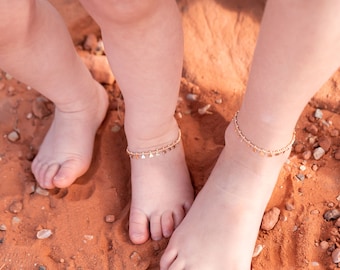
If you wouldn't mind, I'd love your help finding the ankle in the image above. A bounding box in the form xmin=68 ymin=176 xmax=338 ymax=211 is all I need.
xmin=125 ymin=117 xmax=179 ymax=151
xmin=229 ymin=110 xmax=296 ymax=157
xmin=223 ymin=124 xmax=291 ymax=178
xmin=54 ymin=81 xmax=108 ymax=114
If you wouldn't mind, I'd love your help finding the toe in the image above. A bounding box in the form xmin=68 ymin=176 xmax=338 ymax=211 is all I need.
xmin=37 ymin=163 xmax=51 ymax=188
xmin=173 ymin=207 xmax=186 ymax=228
xmin=53 ymin=159 xmax=88 ymax=188
xmin=44 ymin=163 xmax=61 ymax=188
xmin=161 ymin=211 xmax=175 ymax=238
xmin=129 ymin=208 xmax=150 ymax=244
xmin=160 ymin=247 xmax=178 ymax=270
xmin=150 ymin=214 xmax=162 ymax=241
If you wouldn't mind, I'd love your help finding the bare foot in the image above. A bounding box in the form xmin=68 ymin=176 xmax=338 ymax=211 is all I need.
xmin=31 ymin=81 xmax=109 ymax=189
xmin=128 ymin=124 xmax=194 ymax=244
xmin=160 ymin=125 xmax=291 ymax=270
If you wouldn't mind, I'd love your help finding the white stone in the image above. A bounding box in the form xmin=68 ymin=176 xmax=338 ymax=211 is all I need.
xmin=332 ymin=248 xmax=340 ymax=263
xmin=314 ymin=108 xmax=323 ymax=119
xmin=313 ymin=147 xmax=325 ymax=160
xmin=36 ymin=229 xmax=53 ymax=239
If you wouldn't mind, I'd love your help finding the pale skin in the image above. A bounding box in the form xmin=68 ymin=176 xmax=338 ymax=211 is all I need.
xmin=161 ymin=1 xmax=340 ymax=269
xmin=1 ymin=1 xmax=339 ymax=269
xmin=0 ymin=0 xmax=193 ymax=244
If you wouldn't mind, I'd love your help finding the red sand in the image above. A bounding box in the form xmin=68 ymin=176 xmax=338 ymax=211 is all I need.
xmin=1 ymin=1 xmax=340 ymax=269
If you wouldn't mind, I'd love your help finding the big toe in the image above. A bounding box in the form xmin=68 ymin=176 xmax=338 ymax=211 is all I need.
xmin=52 ymin=159 xmax=88 ymax=188
xmin=129 ymin=208 xmax=150 ymax=244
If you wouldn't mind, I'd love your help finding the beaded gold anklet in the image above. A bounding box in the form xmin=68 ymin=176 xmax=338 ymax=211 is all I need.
xmin=126 ymin=129 xmax=182 ymax=159
xmin=233 ymin=111 xmax=296 ymax=157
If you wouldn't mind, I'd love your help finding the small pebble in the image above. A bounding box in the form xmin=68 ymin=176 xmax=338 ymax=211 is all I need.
xmin=337 ymin=195 xmax=340 ymax=201
xmin=320 ymin=240 xmax=329 ymax=250
xmin=328 ymin=202 xmax=335 ymax=208
xmin=0 ymin=224 xmax=7 ymax=231
xmin=309 ymin=136 xmax=317 ymax=144
xmin=38 ymin=265 xmax=47 ymax=270
xmin=321 ymin=119 xmax=330 ymax=127
xmin=310 ymin=261 xmax=320 ymax=267
xmin=299 ymin=165 xmax=306 ymax=171
xmin=9 ymin=201 xmax=23 ymax=214
xmin=310 ymin=209 xmax=320 ymax=215
xmin=105 ymin=215 xmax=115 ymax=223
xmin=314 ymin=109 xmax=323 ymax=119
xmin=84 ymin=235 xmax=94 ymax=241
xmin=198 ymin=104 xmax=212 ymax=115
xmin=306 ymin=124 xmax=318 ymax=135
xmin=252 ymin=244 xmax=264 ymax=258
xmin=332 ymin=248 xmax=340 ymax=264
xmin=12 ymin=216 xmax=21 ymax=225
xmin=26 ymin=112 xmax=33 ymax=119
xmin=261 ymin=207 xmax=280 ymax=231
xmin=295 ymin=174 xmax=305 ymax=181
xmin=36 ymin=229 xmax=53 ymax=239
xmin=111 ymin=125 xmax=121 ymax=133
xmin=330 ymin=129 xmax=339 ymax=137
xmin=191 ymin=85 xmax=200 ymax=94
xmin=318 ymin=136 xmax=331 ymax=152
xmin=32 ymin=97 xmax=52 ymax=119
xmin=323 ymin=209 xmax=340 ymax=221
xmin=312 ymin=164 xmax=319 ymax=171
xmin=186 ymin=93 xmax=198 ymax=101
xmin=130 ymin=251 xmax=142 ymax=263
xmin=313 ymin=147 xmax=325 ymax=160
xmin=285 ymin=203 xmax=295 ymax=211
xmin=35 ymin=186 xmax=49 ymax=196
xmin=302 ymin=150 xmax=312 ymax=160
xmin=60 ymin=258 xmax=65 ymax=263
xmin=294 ymin=143 xmax=304 ymax=153
xmin=215 ymin=98 xmax=223 ymax=104
xmin=7 ymin=130 xmax=20 ymax=142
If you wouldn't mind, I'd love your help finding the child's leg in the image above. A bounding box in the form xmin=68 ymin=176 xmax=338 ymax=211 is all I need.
xmin=0 ymin=0 xmax=108 ymax=189
xmin=161 ymin=1 xmax=340 ymax=269
xmin=79 ymin=0 xmax=194 ymax=243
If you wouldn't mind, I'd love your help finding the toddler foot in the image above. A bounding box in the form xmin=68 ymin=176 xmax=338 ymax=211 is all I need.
xmin=31 ymin=81 xmax=108 ymax=189
xmin=128 ymin=124 xmax=194 ymax=244
xmin=160 ymin=125 xmax=291 ymax=270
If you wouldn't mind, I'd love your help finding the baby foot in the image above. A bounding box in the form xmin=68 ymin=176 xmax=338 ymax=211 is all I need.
xmin=160 ymin=125 xmax=291 ymax=270
xmin=128 ymin=126 xmax=194 ymax=244
xmin=31 ymin=81 xmax=108 ymax=189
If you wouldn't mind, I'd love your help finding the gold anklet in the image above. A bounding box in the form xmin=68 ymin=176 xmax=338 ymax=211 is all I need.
xmin=233 ymin=111 xmax=296 ymax=157
xmin=126 ymin=129 xmax=182 ymax=159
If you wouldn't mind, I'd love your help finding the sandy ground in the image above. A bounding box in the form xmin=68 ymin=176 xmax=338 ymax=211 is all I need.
xmin=1 ymin=2 xmax=340 ymax=270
